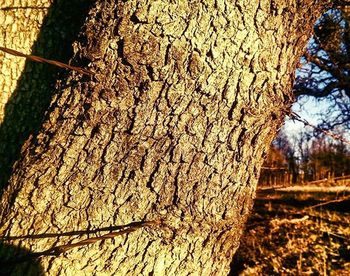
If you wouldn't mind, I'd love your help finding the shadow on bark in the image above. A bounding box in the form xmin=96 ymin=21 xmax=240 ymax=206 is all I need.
xmin=0 ymin=242 xmax=44 ymax=276
xmin=0 ymin=0 xmax=93 ymax=193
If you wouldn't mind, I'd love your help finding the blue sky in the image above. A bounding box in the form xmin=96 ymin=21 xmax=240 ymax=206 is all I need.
xmin=284 ymin=96 xmax=329 ymax=134
xmin=284 ymin=96 xmax=350 ymax=146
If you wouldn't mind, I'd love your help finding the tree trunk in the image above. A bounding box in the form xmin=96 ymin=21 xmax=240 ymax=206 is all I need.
xmin=0 ymin=0 xmax=93 ymax=188
xmin=0 ymin=0 xmax=51 ymax=123
xmin=0 ymin=1 xmax=328 ymax=275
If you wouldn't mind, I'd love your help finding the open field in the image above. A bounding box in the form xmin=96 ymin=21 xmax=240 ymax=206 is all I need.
xmin=231 ymin=185 xmax=350 ymax=275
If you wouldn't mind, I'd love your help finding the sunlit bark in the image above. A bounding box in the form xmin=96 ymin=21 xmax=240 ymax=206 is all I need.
xmin=0 ymin=0 xmax=329 ymax=275
xmin=0 ymin=0 xmax=93 ymax=187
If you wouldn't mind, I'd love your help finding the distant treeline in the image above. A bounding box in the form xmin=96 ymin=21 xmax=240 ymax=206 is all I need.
xmin=259 ymin=131 xmax=350 ymax=186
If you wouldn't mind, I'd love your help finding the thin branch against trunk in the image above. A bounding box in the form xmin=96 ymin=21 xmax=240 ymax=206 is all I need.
xmin=0 ymin=47 xmax=94 ymax=76
xmin=0 ymin=220 xmax=161 ymax=265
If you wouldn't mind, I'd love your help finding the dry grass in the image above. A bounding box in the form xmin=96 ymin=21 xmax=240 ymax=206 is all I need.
xmin=231 ymin=187 xmax=350 ymax=275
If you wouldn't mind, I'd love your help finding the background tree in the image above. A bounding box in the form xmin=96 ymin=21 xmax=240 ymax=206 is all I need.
xmin=306 ymin=134 xmax=350 ymax=180
xmin=294 ymin=5 xmax=350 ymax=130
xmin=0 ymin=1 xmax=330 ymax=275
xmin=259 ymin=131 xmax=298 ymax=186
xmin=269 ymin=128 xmax=350 ymax=183
xmin=274 ymin=131 xmax=299 ymax=183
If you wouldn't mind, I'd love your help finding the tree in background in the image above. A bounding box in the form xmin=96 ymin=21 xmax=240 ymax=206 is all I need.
xmin=259 ymin=131 xmax=299 ymax=186
xmin=265 ymin=128 xmax=350 ymax=185
xmin=307 ymin=134 xmax=350 ymax=180
xmin=293 ymin=130 xmax=313 ymax=182
xmin=294 ymin=5 xmax=350 ymax=130
xmin=265 ymin=4 xmax=350 ymax=186
xmin=274 ymin=131 xmax=299 ymax=183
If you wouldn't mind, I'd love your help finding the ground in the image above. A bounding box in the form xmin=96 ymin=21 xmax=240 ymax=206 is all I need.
xmin=231 ymin=183 xmax=350 ymax=275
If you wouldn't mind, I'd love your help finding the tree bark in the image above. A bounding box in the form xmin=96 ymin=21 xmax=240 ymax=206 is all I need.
xmin=0 ymin=0 xmax=51 ymax=122
xmin=0 ymin=0 xmax=93 ymax=188
xmin=0 ymin=0 xmax=329 ymax=275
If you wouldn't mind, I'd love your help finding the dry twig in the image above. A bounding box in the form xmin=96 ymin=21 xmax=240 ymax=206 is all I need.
xmin=288 ymin=112 xmax=350 ymax=146
xmin=0 ymin=220 xmax=161 ymax=265
xmin=0 ymin=46 xmax=93 ymax=76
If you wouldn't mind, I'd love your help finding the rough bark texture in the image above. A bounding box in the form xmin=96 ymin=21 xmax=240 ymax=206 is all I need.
xmin=0 ymin=0 xmax=329 ymax=275
xmin=0 ymin=0 xmax=92 ymax=188
xmin=0 ymin=0 xmax=52 ymax=189
xmin=0 ymin=0 xmax=52 ymax=121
